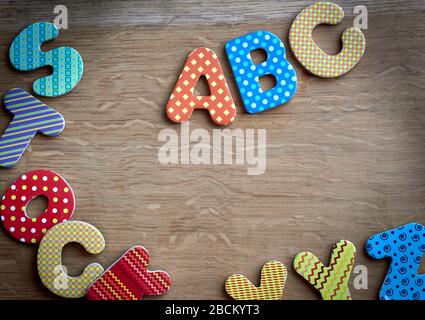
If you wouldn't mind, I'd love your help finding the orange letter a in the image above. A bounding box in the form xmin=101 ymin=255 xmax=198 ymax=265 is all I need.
xmin=166 ymin=47 xmax=236 ymax=125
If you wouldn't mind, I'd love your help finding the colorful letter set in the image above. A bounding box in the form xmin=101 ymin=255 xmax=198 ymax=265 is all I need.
xmin=1 ymin=171 xmax=171 ymax=299
xmin=0 ymin=2 xmax=422 ymax=300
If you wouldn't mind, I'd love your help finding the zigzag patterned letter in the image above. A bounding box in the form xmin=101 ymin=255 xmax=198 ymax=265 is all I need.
xmin=86 ymin=246 xmax=172 ymax=300
xmin=293 ymin=240 xmax=356 ymax=300
xmin=0 ymin=88 xmax=65 ymax=168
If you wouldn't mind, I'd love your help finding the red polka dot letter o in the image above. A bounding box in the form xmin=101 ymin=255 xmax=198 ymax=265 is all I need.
xmin=0 ymin=169 xmax=75 ymax=244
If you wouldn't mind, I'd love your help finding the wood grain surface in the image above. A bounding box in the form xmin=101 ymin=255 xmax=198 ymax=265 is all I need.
xmin=0 ymin=0 xmax=424 ymax=300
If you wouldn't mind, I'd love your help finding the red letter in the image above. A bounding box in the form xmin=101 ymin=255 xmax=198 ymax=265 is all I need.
xmin=0 ymin=169 xmax=75 ymax=244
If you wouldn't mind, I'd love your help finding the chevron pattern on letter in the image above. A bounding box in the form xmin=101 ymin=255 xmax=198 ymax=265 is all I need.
xmin=86 ymin=246 xmax=172 ymax=300
xmin=225 ymin=260 xmax=287 ymax=300
xmin=293 ymin=240 xmax=356 ymax=300
xmin=0 ymin=88 xmax=65 ymax=168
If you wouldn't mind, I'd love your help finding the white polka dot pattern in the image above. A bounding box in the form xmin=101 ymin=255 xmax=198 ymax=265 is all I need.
xmin=225 ymin=30 xmax=297 ymax=113
xmin=0 ymin=169 xmax=75 ymax=244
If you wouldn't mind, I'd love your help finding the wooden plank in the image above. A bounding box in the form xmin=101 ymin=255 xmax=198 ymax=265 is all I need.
xmin=0 ymin=0 xmax=423 ymax=299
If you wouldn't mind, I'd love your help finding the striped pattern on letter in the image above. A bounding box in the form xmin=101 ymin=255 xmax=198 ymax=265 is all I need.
xmin=0 ymin=88 xmax=65 ymax=168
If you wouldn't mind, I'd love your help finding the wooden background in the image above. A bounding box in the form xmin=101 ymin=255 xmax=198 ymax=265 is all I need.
xmin=0 ymin=0 xmax=423 ymax=300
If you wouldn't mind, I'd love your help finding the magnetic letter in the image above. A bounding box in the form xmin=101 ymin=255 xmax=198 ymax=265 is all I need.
xmin=225 ymin=30 xmax=297 ymax=114
xmin=0 ymin=170 xmax=75 ymax=243
xmin=166 ymin=47 xmax=236 ymax=125
xmin=225 ymin=260 xmax=287 ymax=300
xmin=86 ymin=246 xmax=172 ymax=300
xmin=294 ymin=240 xmax=356 ymax=300
xmin=37 ymin=221 xmax=105 ymax=298
xmin=9 ymin=22 xmax=83 ymax=96
xmin=0 ymin=88 xmax=65 ymax=168
xmin=289 ymin=2 xmax=366 ymax=77
xmin=366 ymin=222 xmax=425 ymax=300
